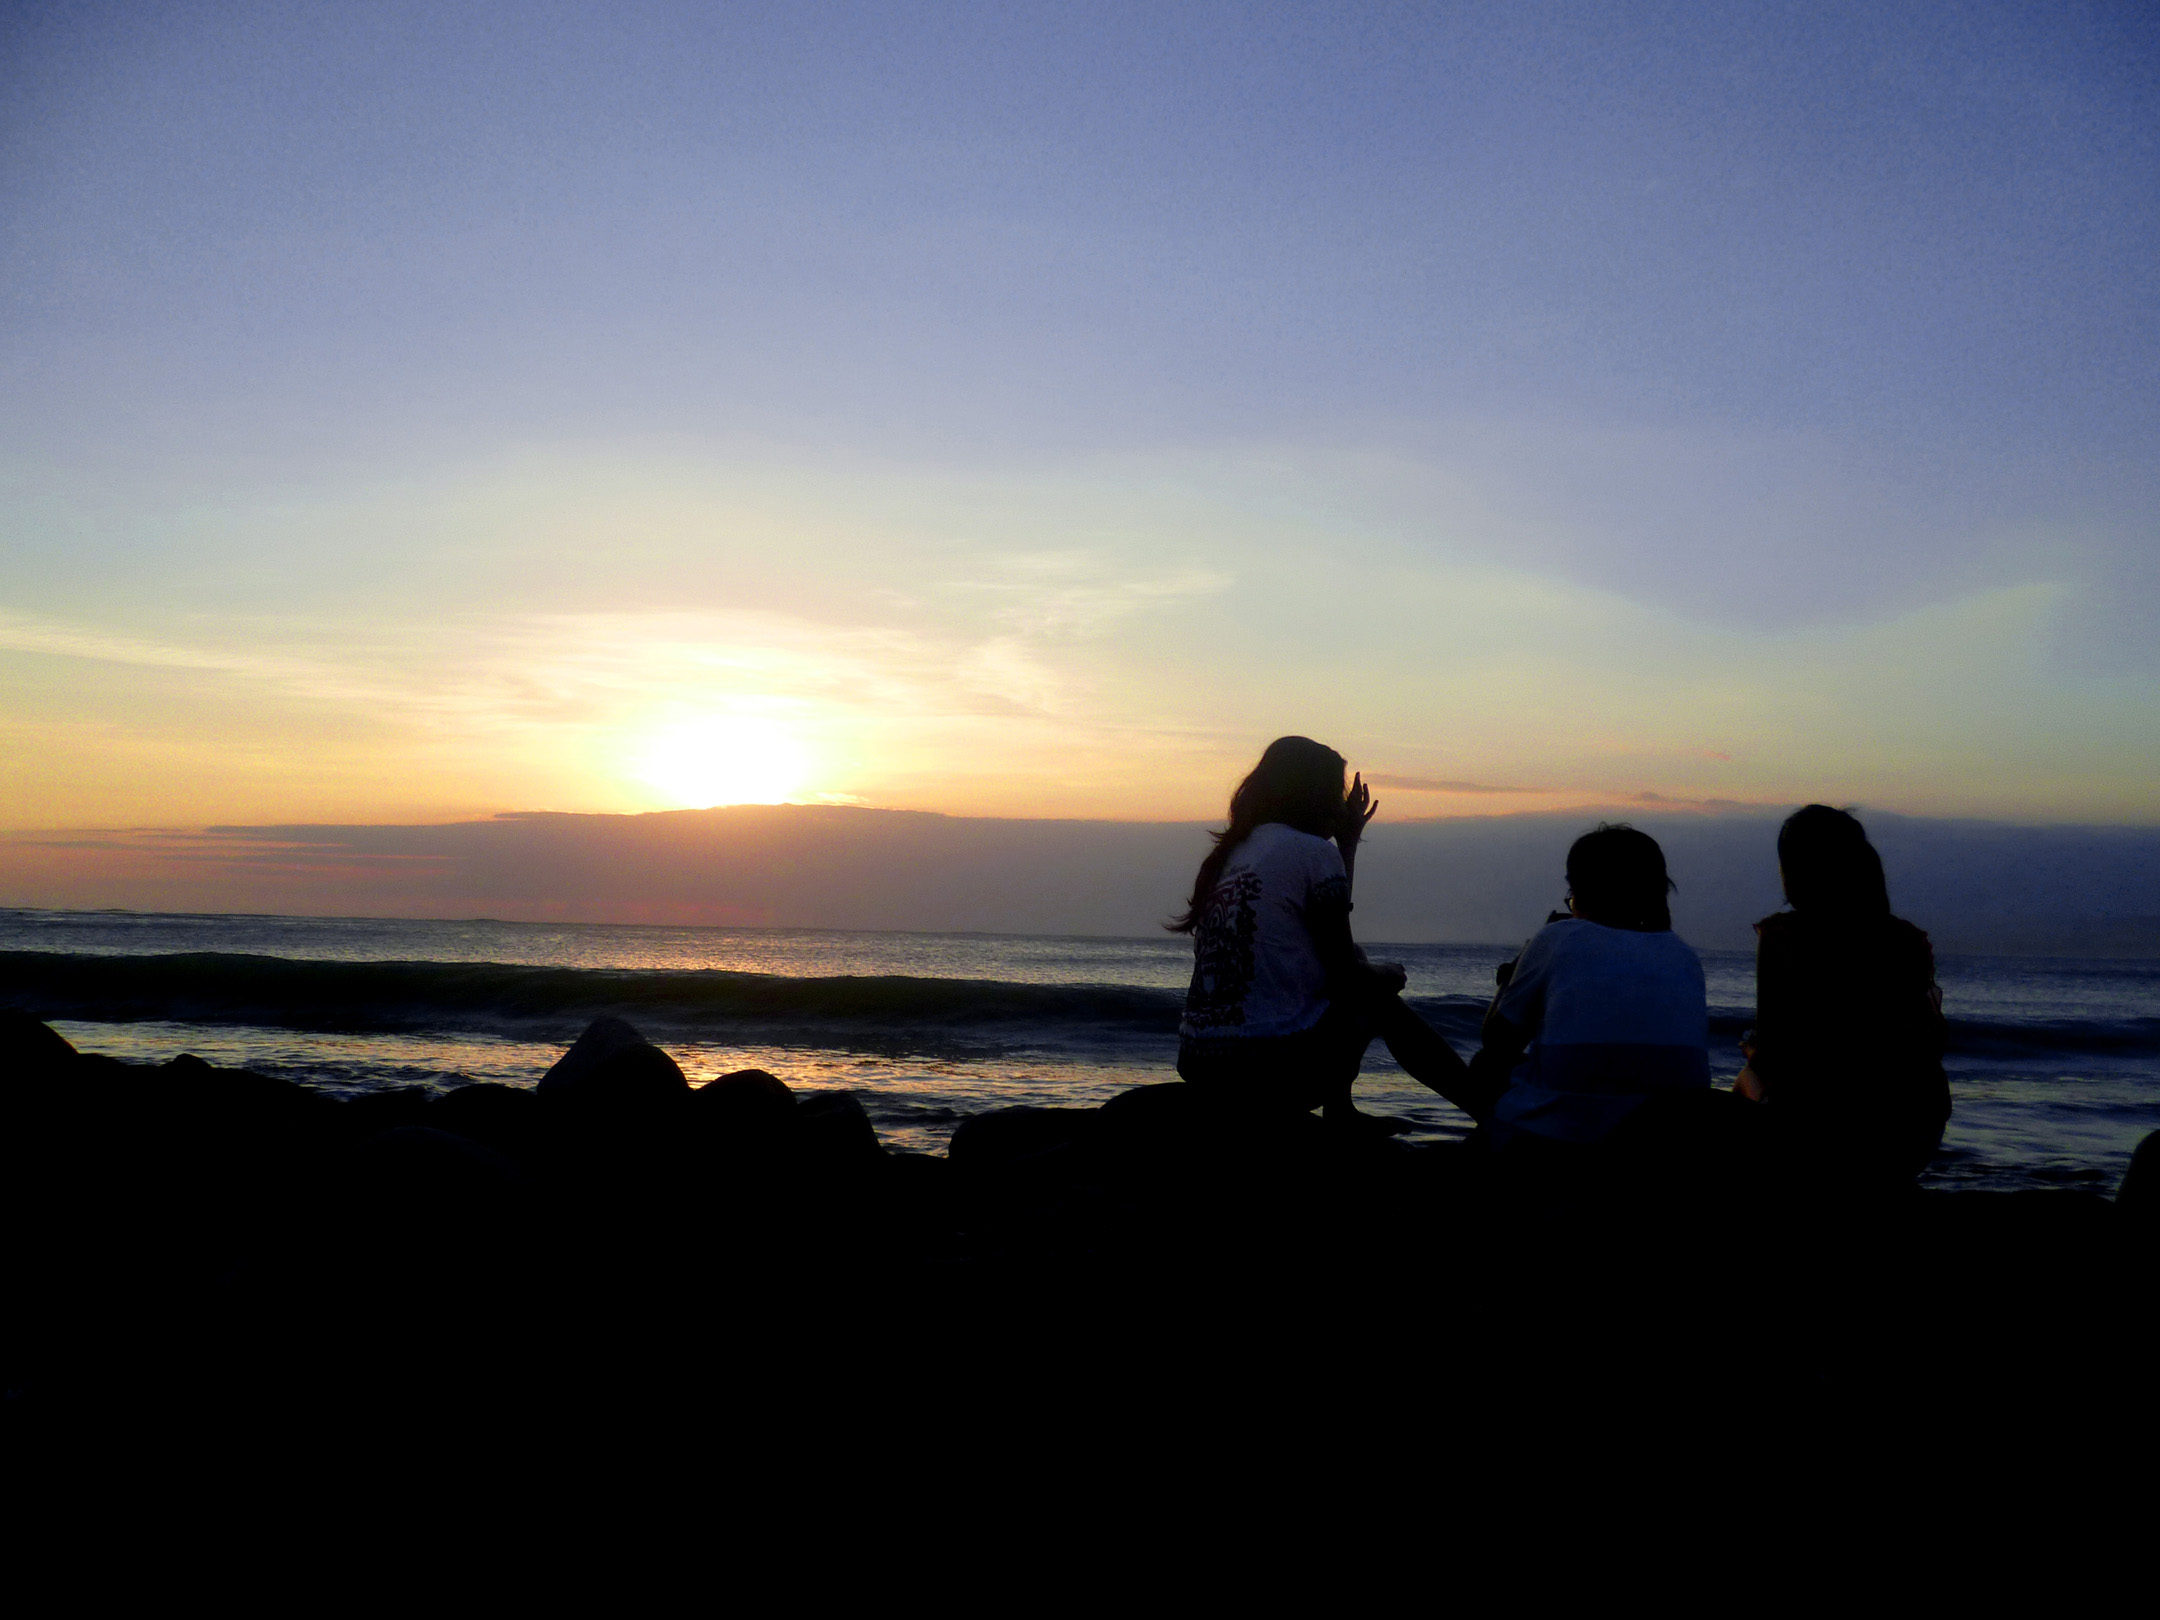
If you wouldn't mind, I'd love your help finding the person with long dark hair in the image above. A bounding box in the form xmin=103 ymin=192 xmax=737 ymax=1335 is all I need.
xmin=1171 ymin=736 xmax=1408 ymax=1123
xmin=1736 ymin=805 xmax=1949 ymax=1190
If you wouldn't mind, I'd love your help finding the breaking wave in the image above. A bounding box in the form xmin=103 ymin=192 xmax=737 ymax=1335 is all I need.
xmin=5 ymin=951 xmax=2150 ymax=1059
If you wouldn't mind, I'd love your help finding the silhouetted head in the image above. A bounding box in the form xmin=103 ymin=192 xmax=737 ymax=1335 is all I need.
xmin=1565 ymin=824 xmax=1675 ymax=932
xmin=1224 ymin=735 xmax=1347 ymax=839
xmin=1777 ymin=804 xmax=1890 ymax=916
xmin=1168 ymin=736 xmax=1347 ymax=932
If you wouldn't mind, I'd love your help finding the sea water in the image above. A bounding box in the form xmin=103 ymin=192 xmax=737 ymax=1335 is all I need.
xmin=3 ymin=907 xmax=2153 ymax=1194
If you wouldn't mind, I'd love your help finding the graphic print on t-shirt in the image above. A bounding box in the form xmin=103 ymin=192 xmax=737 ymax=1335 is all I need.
xmin=1184 ymin=871 xmax=1263 ymax=1032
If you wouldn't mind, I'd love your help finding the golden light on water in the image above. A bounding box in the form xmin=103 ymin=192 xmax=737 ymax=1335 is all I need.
xmin=634 ymin=714 xmax=812 ymax=808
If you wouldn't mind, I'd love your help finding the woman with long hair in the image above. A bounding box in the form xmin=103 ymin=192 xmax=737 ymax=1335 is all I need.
xmin=1171 ymin=736 xmax=1408 ymax=1123
xmin=1736 ymin=805 xmax=1949 ymax=1190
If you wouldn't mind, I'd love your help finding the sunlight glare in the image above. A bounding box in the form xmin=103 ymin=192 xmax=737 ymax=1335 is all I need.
xmin=635 ymin=715 xmax=812 ymax=808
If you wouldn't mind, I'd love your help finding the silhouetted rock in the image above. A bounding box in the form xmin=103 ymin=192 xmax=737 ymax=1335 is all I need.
xmin=340 ymin=1086 xmax=437 ymax=1138
xmin=792 ymin=1091 xmax=883 ymax=1168
xmin=1095 ymin=1081 xmax=1210 ymax=1154
xmin=153 ymin=1052 xmax=336 ymax=1138
xmin=350 ymin=1125 xmax=519 ymax=1214
xmin=538 ymin=1016 xmax=649 ymax=1093
xmin=1 ymin=1004 xmax=2149 ymax=1440
xmin=536 ymin=1017 xmax=688 ymax=1118
xmin=577 ymin=1042 xmax=689 ymax=1110
xmin=2118 ymin=1129 xmax=2159 ymax=1231
xmin=1605 ymin=1084 xmax=1776 ymax=1207
xmin=333 ymin=1126 xmax=530 ymax=1346
xmin=694 ymin=1068 xmax=797 ymax=1131
xmin=950 ymin=1106 xmax=1096 ymax=1167
xmin=0 ymin=1008 xmax=78 ymax=1086
xmin=429 ymin=1082 xmax=542 ymax=1161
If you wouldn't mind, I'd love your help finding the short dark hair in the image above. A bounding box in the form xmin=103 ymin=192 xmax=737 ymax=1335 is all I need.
xmin=1777 ymin=804 xmax=1890 ymax=915
xmin=1565 ymin=823 xmax=1675 ymax=932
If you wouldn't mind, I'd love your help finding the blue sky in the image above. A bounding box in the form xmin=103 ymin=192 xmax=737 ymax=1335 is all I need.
xmin=3 ymin=2 xmax=2155 ymax=826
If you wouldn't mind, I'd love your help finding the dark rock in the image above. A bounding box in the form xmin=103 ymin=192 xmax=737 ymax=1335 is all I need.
xmin=2117 ymin=1129 xmax=2159 ymax=1226
xmin=340 ymin=1087 xmax=437 ymax=1137
xmin=350 ymin=1125 xmax=519 ymax=1212
xmin=338 ymin=1128 xmax=529 ymax=1322
xmin=0 ymin=1011 xmax=77 ymax=1085
xmin=950 ymin=1106 xmax=1096 ymax=1167
xmin=573 ymin=1042 xmax=688 ymax=1110
xmin=1096 ymin=1081 xmax=1209 ymax=1151
xmin=878 ymin=1150 xmax=960 ymax=1242
xmin=429 ymin=1082 xmax=542 ymax=1160
xmin=537 ymin=1017 xmax=687 ymax=1115
xmin=886 ymin=1148 xmax=953 ymax=1189
xmin=1609 ymin=1085 xmax=1774 ymax=1194
xmin=153 ymin=1053 xmax=336 ymax=1136
xmin=791 ymin=1091 xmax=883 ymax=1166
xmin=538 ymin=1016 xmax=650 ymax=1094
xmin=694 ymin=1068 xmax=796 ymax=1131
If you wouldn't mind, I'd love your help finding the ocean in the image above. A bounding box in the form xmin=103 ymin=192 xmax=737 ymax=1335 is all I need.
xmin=4 ymin=907 xmax=2154 ymax=1195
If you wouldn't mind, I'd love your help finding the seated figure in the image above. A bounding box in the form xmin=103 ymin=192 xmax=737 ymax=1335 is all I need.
xmin=1476 ymin=824 xmax=1711 ymax=1150
xmin=1736 ymin=805 xmax=1949 ymax=1193
xmin=1170 ymin=735 xmax=1407 ymax=1123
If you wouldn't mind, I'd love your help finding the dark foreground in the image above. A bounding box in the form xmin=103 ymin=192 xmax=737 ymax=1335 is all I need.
xmin=5 ymin=1009 xmax=2152 ymax=1466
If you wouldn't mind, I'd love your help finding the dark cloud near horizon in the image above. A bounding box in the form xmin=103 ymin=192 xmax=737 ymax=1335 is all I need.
xmin=6 ymin=805 xmax=2156 ymax=957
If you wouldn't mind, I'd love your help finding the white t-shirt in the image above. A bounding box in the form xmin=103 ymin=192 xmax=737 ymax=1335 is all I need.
xmin=1490 ymin=918 xmax=1710 ymax=1143
xmin=1179 ymin=822 xmax=1350 ymax=1040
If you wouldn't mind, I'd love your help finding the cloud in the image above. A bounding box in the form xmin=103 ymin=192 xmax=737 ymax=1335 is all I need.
xmin=952 ymin=551 xmax=1232 ymax=639
xmin=0 ymin=610 xmax=393 ymax=700
xmin=3 ymin=446 xmax=2156 ymax=830
xmin=1365 ymin=774 xmax=1536 ymax=795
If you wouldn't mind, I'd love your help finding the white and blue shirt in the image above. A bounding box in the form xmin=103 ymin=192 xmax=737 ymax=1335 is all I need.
xmin=1490 ymin=918 xmax=1710 ymax=1143
xmin=1179 ymin=823 xmax=1351 ymax=1041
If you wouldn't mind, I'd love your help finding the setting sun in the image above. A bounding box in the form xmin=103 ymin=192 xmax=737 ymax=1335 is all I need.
xmin=634 ymin=715 xmax=812 ymax=808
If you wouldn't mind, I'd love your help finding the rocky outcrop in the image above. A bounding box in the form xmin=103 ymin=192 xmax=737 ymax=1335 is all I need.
xmin=1 ymin=1011 xmax=2148 ymax=1446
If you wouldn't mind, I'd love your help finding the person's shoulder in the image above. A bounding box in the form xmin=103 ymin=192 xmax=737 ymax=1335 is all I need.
xmin=1652 ymin=928 xmax=1707 ymax=973
xmin=1884 ymin=914 xmax=1936 ymax=966
xmin=1601 ymin=922 xmax=1699 ymax=956
xmin=1252 ymin=822 xmax=1343 ymax=870
xmin=1519 ymin=917 xmax=1584 ymax=959
xmin=1572 ymin=922 xmax=1702 ymax=972
xmin=1884 ymin=914 xmax=1930 ymax=946
xmin=1271 ymin=822 xmax=1333 ymax=851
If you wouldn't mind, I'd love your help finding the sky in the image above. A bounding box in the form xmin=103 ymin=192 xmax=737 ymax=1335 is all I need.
xmin=4 ymin=1 xmax=2157 ymax=834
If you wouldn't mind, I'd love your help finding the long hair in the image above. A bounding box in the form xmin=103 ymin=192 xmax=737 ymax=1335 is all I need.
xmin=1778 ymin=804 xmax=1891 ymax=916
xmin=1167 ymin=736 xmax=1346 ymax=933
xmin=1565 ymin=823 xmax=1675 ymax=932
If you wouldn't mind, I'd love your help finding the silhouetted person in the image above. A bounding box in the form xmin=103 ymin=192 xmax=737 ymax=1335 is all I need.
xmin=1735 ymin=805 xmax=1949 ymax=1193
xmin=1468 ymin=825 xmax=1710 ymax=1153
xmin=1170 ymin=736 xmax=1406 ymax=1124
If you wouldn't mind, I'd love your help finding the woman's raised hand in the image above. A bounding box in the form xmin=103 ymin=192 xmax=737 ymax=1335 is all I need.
xmin=1338 ymin=772 xmax=1379 ymax=844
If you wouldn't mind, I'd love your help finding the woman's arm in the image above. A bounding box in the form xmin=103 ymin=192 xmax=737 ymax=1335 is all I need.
xmin=1335 ymin=772 xmax=1378 ymax=896
xmin=1309 ymin=900 xmax=1406 ymax=999
xmin=1459 ymin=941 xmax=1540 ymax=1113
